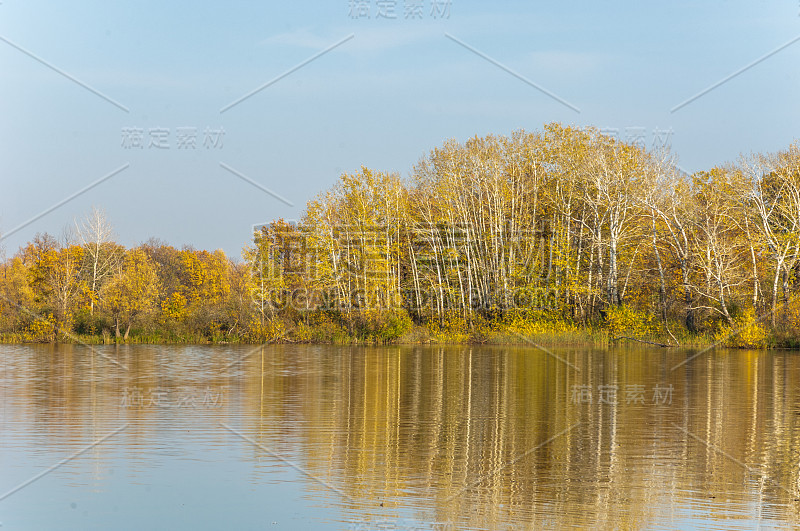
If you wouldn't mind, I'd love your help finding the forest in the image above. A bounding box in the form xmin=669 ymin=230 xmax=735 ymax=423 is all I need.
xmin=2 ymin=123 xmax=799 ymax=347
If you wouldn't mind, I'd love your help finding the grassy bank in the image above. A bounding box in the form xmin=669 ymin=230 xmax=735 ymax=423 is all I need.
xmin=0 ymin=318 xmax=759 ymax=349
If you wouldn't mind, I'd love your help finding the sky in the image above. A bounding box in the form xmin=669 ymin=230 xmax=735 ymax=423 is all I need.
xmin=1 ymin=0 xmax=799 ymax=260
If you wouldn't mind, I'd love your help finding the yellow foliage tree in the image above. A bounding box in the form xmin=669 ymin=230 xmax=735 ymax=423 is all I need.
xmin=101 ymin=249 xmax=159 ymax=339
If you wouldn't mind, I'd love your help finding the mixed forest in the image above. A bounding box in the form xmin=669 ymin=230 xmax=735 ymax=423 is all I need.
xmin=2 ymin=123 xmax=800 ymax=347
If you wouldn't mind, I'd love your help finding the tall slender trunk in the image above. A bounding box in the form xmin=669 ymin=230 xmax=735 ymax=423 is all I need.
xmin=651 ymin=214 xmax=667 ymax=322
xmin=743 ymin=216 xmax=759 ymax=308
xmin=782 ymin=266 xmax=789 ymax=327
xmin=608 ymin=236 xmax=619 ymax=306
xmin=681 ymin=258 xmax=696 ymax=333
xmin=771 ymin=258 xmax=783 ymax=328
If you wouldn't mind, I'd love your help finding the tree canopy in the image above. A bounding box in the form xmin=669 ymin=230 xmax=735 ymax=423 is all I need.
xmin=2 ymin=124 xmax=799 ymax=347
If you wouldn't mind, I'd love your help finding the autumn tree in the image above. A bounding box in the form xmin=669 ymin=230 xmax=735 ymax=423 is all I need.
xmin=689 ymin=168 xmax=749 ymax=325
xmin=0 ymin=256 xmax=34 ymax=333
xmin=742 ymin=146 xmax=800 ymax=326
xmin=647 ymin=170 xmax=699 ymax=332
xmin=177 ymin=247 xmax=232 ymax=336
xmin=75 ymin=207 xmax=121 ymax=316
xmin=243 ymin=222 xmax=288 ymax=326
xmin=48 ymin=243 xmax=85 ymax=332
xmin=101 ymin=249 xmax=159 ymax=338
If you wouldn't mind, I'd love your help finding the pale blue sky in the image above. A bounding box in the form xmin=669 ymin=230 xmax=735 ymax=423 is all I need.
xmin=1 ymin=0 xmax=798 ymax=258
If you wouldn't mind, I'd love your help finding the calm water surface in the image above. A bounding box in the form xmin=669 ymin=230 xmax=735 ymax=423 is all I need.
xmin=2 ymin=344 xmax=800 ymax=530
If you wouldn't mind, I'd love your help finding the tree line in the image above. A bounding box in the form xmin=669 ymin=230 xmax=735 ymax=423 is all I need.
xmin=0 ymin=209 xmax=251 ymax=342
xmin=2 ymin=123 xmax=799 ymax=345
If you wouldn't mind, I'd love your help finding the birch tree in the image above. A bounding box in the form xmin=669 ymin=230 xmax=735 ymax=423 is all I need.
xmin=75 ymin=207 xmax=120 ymax=315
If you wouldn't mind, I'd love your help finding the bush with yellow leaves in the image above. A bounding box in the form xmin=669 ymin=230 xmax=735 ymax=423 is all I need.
xmin=25 ymin=315 xmax=57 ymax=342
xmin=505 ymin=308 xmax=578 ymax=336
xmin=247 ymin=317 xmax=286 ymax=342
xmin=714 ymin=308 xmax=767 ymax=348
xmin=604 ymin=304 xmax=657 ymax=339
xmin=428 ymin=310 xmax=470 ymax=343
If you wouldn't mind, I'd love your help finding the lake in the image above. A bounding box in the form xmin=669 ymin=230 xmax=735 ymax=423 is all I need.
xmin=1 ymin=344 xmax=800 ymax=529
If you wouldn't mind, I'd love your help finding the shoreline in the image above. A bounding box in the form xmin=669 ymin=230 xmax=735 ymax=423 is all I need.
xmin=2 ymin=327 xmax=775 ymax=349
